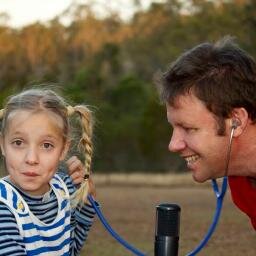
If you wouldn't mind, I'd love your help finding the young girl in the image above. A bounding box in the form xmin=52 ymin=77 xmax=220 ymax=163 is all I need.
xmin=0 ymin=88 xmax=96 ymax=256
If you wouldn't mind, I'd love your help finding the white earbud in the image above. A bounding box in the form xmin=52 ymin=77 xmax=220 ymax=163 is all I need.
xmin=231 ymin=119 xmax=241 ymax=130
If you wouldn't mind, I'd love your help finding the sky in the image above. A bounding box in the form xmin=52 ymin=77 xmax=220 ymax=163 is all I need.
xmin=0 ymin=0 xmax=163 ymax=28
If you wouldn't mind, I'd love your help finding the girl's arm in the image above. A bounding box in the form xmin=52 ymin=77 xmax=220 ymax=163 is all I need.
xmin=0 ymin=203 xmax=27 ymax=256
xmin=70 ymin=202 xmax=96 ymax=255
xmin=60 ymin=173 xmax=96 ymax=256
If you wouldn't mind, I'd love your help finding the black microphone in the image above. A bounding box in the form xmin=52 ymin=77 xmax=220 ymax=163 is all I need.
xmin=154 ymin=203 xmax=180 ymax=256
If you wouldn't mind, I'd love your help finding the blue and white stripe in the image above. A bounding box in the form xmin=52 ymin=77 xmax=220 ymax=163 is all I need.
xmin=0 ymin=173 xmax=95 ymax=256
xmin=0 ymin=174 xmax=71 ymax=256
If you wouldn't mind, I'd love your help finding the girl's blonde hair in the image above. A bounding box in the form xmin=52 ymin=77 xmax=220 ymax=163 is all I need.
xmin=0 ymin=88 xmax=93 ymax=208
xmin=66 ymin=105 xmax=93 ymax=207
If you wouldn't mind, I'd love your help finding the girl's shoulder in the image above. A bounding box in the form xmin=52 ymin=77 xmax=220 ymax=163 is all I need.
xmin=55 ymin=171 xmax=76 ymax=195
xmin=0 ymin=200 xmax=17 ymax=224
xmin=0 ymin=201 xmax=24 ymax=254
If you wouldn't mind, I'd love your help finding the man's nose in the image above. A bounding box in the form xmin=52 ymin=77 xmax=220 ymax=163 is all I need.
xmin=25 ymin=147 xmax=39 ymax=165
xmin=168 ymin=130 xmax=186 ymax=153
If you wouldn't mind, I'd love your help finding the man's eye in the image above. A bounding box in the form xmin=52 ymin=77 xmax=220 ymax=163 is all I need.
xmin=184 ymin=127 xmax=197 ymax=132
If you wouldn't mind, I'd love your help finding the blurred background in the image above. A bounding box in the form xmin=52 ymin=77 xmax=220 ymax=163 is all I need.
xmin=1 ymin=0 xmax=255 ymax=174
xmin=1 ymin=1 xmax=256 ymax=255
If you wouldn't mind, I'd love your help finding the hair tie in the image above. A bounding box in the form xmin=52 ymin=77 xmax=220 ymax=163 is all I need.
xmin=84 ymin=174 xmax=90 ymax=180
xmin=67 ymin=106 xmax=75 ymax=116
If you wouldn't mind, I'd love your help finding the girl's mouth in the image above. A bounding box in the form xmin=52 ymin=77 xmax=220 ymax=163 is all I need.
xmin=23 ymin=172 xmax=39 ymax=177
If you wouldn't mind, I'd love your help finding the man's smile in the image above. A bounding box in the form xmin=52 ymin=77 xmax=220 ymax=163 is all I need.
xmin=184 ymin=154 xmax=200 ymax=165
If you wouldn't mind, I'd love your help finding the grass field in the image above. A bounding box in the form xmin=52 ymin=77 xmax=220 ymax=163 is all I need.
xmin=81 ymin=174 xmax=255 ymax=256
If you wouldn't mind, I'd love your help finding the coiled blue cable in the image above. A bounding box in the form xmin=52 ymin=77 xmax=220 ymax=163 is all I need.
xmin=186 ymin=177 xmax=228 ymax=256
xmin=186 ymin=125 xmax=233 ymax=255
xmin=88 ymin=177 xmax=227 ymax=256
xmin=88 ymin=194 xmax=146 ymax=256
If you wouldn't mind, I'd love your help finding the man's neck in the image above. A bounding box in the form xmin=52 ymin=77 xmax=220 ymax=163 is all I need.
xmin=230 ymin=125 xmax=256 ymax=177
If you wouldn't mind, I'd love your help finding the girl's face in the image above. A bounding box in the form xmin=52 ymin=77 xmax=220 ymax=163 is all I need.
xmin=0 ymin=110 xmax=69 ymax=195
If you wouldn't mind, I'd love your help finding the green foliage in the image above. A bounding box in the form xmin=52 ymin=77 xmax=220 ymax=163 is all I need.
xmin=95 ymin=75 xmax=153 ymax=171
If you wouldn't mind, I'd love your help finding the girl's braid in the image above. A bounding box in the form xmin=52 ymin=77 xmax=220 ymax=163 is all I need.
xmin=67 ymin=105 xmax=93 ymax=208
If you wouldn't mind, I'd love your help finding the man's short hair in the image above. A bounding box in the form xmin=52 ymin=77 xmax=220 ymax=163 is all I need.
xmin=156 ymin=36 xmax=256 ymax=131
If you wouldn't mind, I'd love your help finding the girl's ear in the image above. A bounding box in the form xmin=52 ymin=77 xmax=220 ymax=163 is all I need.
xmin=0 ymin=133 xmax=5 ymax=156
xmin=60 ymin=140 xmax=70 ymax=161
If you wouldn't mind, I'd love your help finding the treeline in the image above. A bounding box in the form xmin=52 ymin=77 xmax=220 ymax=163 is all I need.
xmin=0 ymin=0 xmax=255 ymax=172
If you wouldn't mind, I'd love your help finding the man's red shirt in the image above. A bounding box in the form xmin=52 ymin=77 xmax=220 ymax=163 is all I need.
xmin=228 ymin=176 xmax=256 ymax=230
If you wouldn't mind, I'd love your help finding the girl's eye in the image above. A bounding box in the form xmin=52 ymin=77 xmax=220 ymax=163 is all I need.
xmin=43 ymin=143 xmax=54 ymax=149
xmin=13 ymin=140 xmax=23 ymax=146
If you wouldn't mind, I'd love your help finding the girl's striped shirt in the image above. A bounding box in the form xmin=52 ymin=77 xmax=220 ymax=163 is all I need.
xmin=0 ymin=172 xmax=95 ymax=256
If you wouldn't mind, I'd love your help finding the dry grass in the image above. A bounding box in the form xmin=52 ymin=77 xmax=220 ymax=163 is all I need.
xmin=92 ymin=173 xmax=203 ymax=187
xmin=81 ymin=174 xmax=255 ymax=256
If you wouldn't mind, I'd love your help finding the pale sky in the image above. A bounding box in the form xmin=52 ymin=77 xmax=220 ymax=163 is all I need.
xmin=0 ymin=0 xmax=163 ymax=28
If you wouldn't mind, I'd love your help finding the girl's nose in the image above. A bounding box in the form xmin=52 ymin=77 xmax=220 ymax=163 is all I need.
xmin=168 ymin=130 xmax=186 ymax=153
xmin=25 ymin=148 xmax=39 ymax=165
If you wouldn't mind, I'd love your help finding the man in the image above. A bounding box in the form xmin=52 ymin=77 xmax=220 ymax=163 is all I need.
xmin=156 ymin=36 xmax=256 ymax=230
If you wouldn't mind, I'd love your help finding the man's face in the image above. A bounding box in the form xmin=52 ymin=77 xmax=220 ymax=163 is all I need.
xmin=166 ymin=93 xmax=230 ymax=182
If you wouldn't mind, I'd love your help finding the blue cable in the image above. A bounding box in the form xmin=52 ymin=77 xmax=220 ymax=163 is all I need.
xmin=88 ymin=194 xmax=146 ymax=256
xmin=186 ymin=177 xmax=228 ymax=256
xmin=88 ymin=176 xmax=227 ymax=256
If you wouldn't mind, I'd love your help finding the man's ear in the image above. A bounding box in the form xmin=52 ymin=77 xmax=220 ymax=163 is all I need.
xmin=0 ymin=133 xmax=5 ymax=156
xmin=60 ymin=140 xmax=70 ymax=161
xmin=229 ymin=108 xmax=249 ymax=137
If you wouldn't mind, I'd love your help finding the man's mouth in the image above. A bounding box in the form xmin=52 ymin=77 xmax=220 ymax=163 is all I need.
xmin=184 ymin=155 xmax=200 ymax=165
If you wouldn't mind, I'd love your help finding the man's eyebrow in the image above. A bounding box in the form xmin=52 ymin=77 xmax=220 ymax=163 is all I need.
xmin=170 ymin=121 xmax=193 ymax=128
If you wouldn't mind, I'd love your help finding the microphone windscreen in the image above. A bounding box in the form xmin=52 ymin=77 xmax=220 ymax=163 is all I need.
xmin=154 ymin=203 xmax=180 ymax=256
xmin=155 ymin=204 xmax=180 ymax=237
